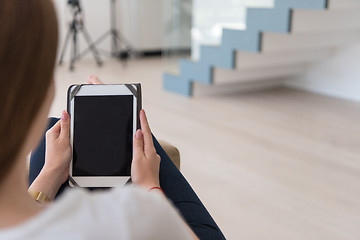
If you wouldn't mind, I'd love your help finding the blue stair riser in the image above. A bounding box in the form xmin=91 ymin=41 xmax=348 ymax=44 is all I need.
xmin=164 ymin=0 xmax=329 ymax=96
xmin=163 ymin=73 xmax=192 ymax=96
xmin=179 ymin=60 xmax=213 ymax=84
xmin=222 ymin=29 xmax=261 ymax=52
xmin=246 ymin=8 xmax=291 ymax=33
xmin=275 ymin=0 xmax=327 ymax=9
xmin=199 ymin=46 xmax=234 ymax=69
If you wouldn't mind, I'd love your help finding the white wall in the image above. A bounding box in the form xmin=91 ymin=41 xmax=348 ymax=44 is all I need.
xmin=285 ymin=44 xmax=360 ymax=102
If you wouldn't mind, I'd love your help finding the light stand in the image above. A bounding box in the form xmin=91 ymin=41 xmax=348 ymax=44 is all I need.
xmin=82 ymin=0 xmax=134 ymax=63
xmin=58 ymin=0 xmax=103 ymax=71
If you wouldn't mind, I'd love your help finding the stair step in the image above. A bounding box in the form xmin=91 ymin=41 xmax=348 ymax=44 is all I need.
xmin=179 ymin=59 xmax=212 ymax=84
xmin=163 ymin=73 xmax=192 ymax=96
xmin=245 ymin=0 xmax=329 ymax=34
xmin=262 ymin=29 xmax=360 ymax=52
xmin=328 ymin=0 xmax=360 ymax=9
xmin=235 ymin=48 xmax=334 ymax=70
xmin=291 ymin=9 xmax=360 ymax=33
xmin=199 ymin=45 xmax=234 ymax=69
xmin=221 ymin=0 xmax=329 ymax=53
xmin=246 ymin=7 xmax=291 ymax=34
xmin=275 ymin=0 xmax=327 ymax=9
xmin=213 ymin=64 xmax=309 ymax=85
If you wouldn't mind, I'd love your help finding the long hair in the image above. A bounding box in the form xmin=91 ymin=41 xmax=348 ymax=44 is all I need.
xmin=0 ymin=0 xmax=58 ymax=182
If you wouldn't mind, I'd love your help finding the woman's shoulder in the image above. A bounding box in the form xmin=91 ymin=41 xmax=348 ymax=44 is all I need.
xmin=49 ymin=186 xmax=170 ymax=225
xmin=59 ymin=185 xmax=160 ymax=208
xmin=0 ymin=187 xmax=192 ymax=240
xmin=51 ymin=187 xmax=192 ymax=239
xmin=57 ymin=186 xmax=170 ymax=220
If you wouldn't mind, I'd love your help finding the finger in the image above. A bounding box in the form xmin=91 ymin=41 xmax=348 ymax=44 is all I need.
xmin=60 ymin=110 xmax=70 ymax=139
xmin=87 ymin=75 xmax=95 ymax=84
xmin=87 ymin=75 xmax=103 ymax=84
xmin=93 ymin=76 xmax=103 ymax=84
xmin=46 ymin=120 xmax=61 ymax=139
xmin=133 ymin=129 xmax=145 ymax=158
xmin=139 ymin=110 xmax=156 ymax=157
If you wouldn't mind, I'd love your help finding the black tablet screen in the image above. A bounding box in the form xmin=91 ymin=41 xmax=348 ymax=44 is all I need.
xmin=72 ymin=95 xmax=133 ymax=176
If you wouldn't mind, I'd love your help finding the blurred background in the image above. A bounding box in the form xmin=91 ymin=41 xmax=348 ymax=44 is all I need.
xmin=51 ymin=0 xmax=360 ymax=238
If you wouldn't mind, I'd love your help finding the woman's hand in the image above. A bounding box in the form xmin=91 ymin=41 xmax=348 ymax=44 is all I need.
xmin=131 ymin=110 xmax=161 ymax=190
xmin=41 ymin=74 xmax=101 ymax=182
xmin=131 ymin=111 xmax=199 ymax=239
xmin=87 ymin=76 xmax=162 ymax=190
xmin=87 ymin=75 xmax=103 ymax=84
xmin=29 ymin=111 xmax=71 ymax=200
xmin=43 ymin=111 xmax=72 ymax=184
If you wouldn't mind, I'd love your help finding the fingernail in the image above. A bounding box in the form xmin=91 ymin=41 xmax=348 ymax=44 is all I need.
xmin=61 ymin=110 xmax=69 ymax=121
xmin=136 ymin=129 xmax=143 ymax=139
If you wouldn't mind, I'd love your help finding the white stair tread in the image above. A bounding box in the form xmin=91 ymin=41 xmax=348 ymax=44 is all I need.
xmin=329 ymin=0 xmax=360 ymax=9
xmin=292 ymin=8 xmax=360 ymax=33
xmin=235 ymin=48 xmax=334 ymax=70
xmin=213 ymin=64 xmax=309 ymax=85
xmin=262 ymin=30 xmax=360 ymax=52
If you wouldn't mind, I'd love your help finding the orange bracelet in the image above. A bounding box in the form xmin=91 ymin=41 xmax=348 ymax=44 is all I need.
xmin=149 ymin=187 xmax=165 ymax=196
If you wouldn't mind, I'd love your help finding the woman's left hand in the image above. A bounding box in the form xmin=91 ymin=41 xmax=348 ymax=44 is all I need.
xmin=29 ymin=110 xmax=72 ymax=201
xmin=43 ymin=110 xmax=72 ymax=185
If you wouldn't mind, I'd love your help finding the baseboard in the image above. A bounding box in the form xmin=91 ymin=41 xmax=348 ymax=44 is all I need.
xmin=285 ymin=80 xmax=360 ymax=103
xmin=136 ymin=48 xmax=191 ymax=58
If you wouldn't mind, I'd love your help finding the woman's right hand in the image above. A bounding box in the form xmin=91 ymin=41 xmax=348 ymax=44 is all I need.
xmin=131 ymin=110 xmax=161 ymax=190
xmin=86 ymin=76 xmax=161 ymax=189
xmin=132 ymin=111 xmax=199 ymax=240
xmin=87 ymin=75 xmax=103 ymax=84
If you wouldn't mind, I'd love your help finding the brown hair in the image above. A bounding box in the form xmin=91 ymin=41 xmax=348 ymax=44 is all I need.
xmin=0 ymin=0 xmax=58 ymax=182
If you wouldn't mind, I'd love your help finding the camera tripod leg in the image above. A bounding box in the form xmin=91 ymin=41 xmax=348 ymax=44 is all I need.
xmin=111 ymin=32 xmax=119 ymax=57
xmin=70 ymin=29 xmax=77 ymax=71
xmin=81 ymin=28 xmax=103 ymax=67
xmin=59 ymin=28 xmax=72 ymax=65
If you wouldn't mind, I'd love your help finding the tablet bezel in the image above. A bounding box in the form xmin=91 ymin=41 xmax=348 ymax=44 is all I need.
xmin=68 ymin=84 xmax=137 ymax=187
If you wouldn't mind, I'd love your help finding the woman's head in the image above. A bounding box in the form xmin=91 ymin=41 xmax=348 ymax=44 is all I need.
xmin=0 ymin=0 xmax=58 ymax=182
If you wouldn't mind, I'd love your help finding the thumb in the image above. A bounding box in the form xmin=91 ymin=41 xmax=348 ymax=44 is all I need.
xmin=60 ymin=110 xmax=70 ymax=139
xmin=46 ymin=120 xmax=61 ymax=139
xmin=133 ymin=129 xmax=145 ymax=158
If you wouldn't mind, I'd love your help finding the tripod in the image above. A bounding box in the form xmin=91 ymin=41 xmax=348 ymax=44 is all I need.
xmin=82 ymin=0 xmax=134 ymax=62
xmin=58 ymin=1 xmax=102 ymax=71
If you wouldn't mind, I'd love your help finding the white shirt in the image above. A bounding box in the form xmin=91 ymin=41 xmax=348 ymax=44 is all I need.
xmin=0 ymin=187 xmax=192 ymax=240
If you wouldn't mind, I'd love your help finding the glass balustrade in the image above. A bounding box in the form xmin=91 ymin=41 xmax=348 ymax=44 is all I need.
xmin=162 ymin=0 xmax=274 ymax=75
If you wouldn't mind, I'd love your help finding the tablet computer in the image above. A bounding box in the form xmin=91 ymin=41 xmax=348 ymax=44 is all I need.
xmin=67 ymin=84 xmax=141 ymax=187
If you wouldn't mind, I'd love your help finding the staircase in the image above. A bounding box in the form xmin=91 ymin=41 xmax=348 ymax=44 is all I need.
xmin=163 ymin=0 xmax=360 ymax=96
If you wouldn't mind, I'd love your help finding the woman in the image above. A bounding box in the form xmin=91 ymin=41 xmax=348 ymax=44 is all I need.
xmin=0 ymin=0 xmax=225 ymax=239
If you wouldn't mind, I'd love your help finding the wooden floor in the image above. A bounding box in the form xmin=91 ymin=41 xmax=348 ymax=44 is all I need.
xmin=52 ymin=58 xmax=360 ymax=239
